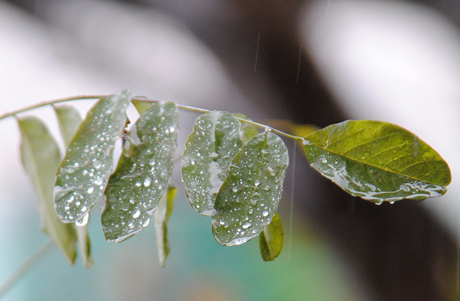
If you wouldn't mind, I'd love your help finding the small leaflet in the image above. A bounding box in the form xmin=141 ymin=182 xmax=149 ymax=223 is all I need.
xmin=233 ymin=113 xmax=259 ymax=143
xmin=259 ymin=212 xmax=284 ymax=261
xmin=303 ymin=120 xmax=452 ymax=204
xmin=54 ymin=104 xmax=94 ymax=268
xmin=18 ymin=116 xmax=77 ymax=264
xmin=154 ymin=184 xmax=178 ymax=267
xmin=101 ymin=101 xmax=178 ymax=242
xmin=182 ymin=111 xmax=244 ymax=216
xmin=212 ymin=132 xmax=289 ymax=246
xmin=54 ymin=90 xmax=132 ymax=223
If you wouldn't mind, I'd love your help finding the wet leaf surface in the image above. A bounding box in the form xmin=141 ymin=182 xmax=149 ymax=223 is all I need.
xmin=54 ymin=105 xmax=93 ymax=268
xmin=54 ymin=90 xmax=132 ymax=223
xmin=233 ymin=113 xmax=259 ymax=143
xmin=212 ymin=132 xmax=289 ymax=246
xmin=259 ymin=212 xmax=284 ymax=261
xmin=18 ymin=116 xmax=77 ymax=264
xmin=303 ymin=120 xmax=451 ymax=204
xmin=102 ymin=101 xmax=178 ymax=242
xmin=154 ymin=184 xmax=178 ymax=267
xmin=182 ymin=111 xmax=244 ymax=216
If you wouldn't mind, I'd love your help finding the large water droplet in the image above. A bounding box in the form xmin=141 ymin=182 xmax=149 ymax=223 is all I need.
xmin=144 ymin=177 xmax=152 ymax=187
xmin=133 ymin=210 xmax=141 ymax=218
xmin=87 ymin=186 xmax=95 ymax=194
xmin=242 ymin=222 xmax=251 ymax=229
xmin=76 ymin=212 xmax=89 ymax=227
xmin=262 ymin=210 xmax=269 ymax=217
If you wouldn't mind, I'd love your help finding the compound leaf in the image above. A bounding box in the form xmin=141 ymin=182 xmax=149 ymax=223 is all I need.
xmin=259 ymin=211 xmax=284 ymax=261
xmin=18 ymin=116 xmax=77 ymax=264
xmin=54 ymin=104 xmax=93 ymax=268
xmin=102 ymin=101 xmax=178 ymax=242
xmin=182 ymin=111 xmax=244 ymax=216
xmin=54 ymin=90 xmax=132 ymax=223
xmin=154 ymin=184 xmax=178 ymax=267
xmin=212 ymin=132 xmax=289 ymax=246
xmin=303 ymin=120 xmax=451 ymax=204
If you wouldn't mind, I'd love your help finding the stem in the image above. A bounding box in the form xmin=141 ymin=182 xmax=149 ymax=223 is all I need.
xmin=0 ymin=239 xmax=55 ymax=298
xmin=0 ymin=95 xmax=304 ymax=141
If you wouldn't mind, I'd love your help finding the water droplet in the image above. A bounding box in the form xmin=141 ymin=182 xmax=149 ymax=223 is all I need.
xmin=169 ymin=125 xmax=175 ymax=133
xmin=87 ymin=187 xmax=94 ymax=194
xmin=191 ymin=159 xmax=195 ymax=166
xmin=81 ymin=206 xmax=87 ymax=212
xmin=242 ymin=222 xmax=251 ymax=229
xmin=144 ymin=177 xmax=152 ymax=187
xmin=321 ymin=158 xmax=327 ymax=164
xmin=143 ymin=219 xmax=150 ymax=227
xmin=135 ymin=181 xmax=142 ymax=187
xmin=262 ymin=210 xmax=269 ymax=217
xmin=129 ymin=197 xmax=135 ymax=204
xmin=219 ymin=220 xmax=225 ymax=225
xmin=76 ymin=212 xmax=89 ymax=227
xmin=67 ymin=196 xmax=74 ymax=203
xmin=93 ymin=160 xmax=102 ymax=169
xmin=232 ymin=186 xmax=238 ymax=193
xmin=248 ymin=209 xmax=254 ymax=214
xmin=375 ymin=201 xmax=383 ymax=206
xmin=133 ymin=210 xmax=141 ymax=218
xmin=94 ymin=178 xmax=103 ymax=186
xmin=254 ymin=180 xmax=260 ymax=187
xmin=74 ymin=162 xmax=79 ymax=167
xmin=389 ymin=201 xmax=395 ymax=205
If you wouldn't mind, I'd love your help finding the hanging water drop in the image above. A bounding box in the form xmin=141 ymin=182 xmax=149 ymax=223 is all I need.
xmin=76 ymin=212 xmax=89 ymax=227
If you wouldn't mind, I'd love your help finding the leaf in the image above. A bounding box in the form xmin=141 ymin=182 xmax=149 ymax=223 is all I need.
xmin=18 ymin=116 xmax=77 ymax=264
xmin=303 ymin=120 xmax=451 ymax=204
xmin=132 ymin=99 xmax=152 ymax=115
xmin=54 ymin=90 xmax=132 ymax=223
xmin=154 ymin=184 xmax=178 ymax=267
xmin=233 ymin=113 xmax=259 ymax=143
xmin=182 ymin=111 xmax=244 ymax=216
xmin=101 ymin=101 xmax=178 ymax=242
xmin=54 ymin=104 xmax=93 ymax=268
xmin=259 ymin=212 xmax=284 ymax=261
xmin=53 ymin=104 xmax=82 ymax=146
xmin=212 ymin=131 xmax=289 ymax=246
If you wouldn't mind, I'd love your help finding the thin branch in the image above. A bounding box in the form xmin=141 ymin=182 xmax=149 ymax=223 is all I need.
xmin=0 ymin=239 xmax=55 ymax=299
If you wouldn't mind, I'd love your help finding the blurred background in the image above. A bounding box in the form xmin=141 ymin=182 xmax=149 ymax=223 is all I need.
xmin=1 ymin=0 xmax=460 ymax=300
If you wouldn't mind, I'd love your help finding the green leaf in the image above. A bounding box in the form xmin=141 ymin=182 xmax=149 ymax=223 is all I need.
xmin=212 ymin=131 xmax=289 ymax=246
xmin=54 ymin=104 xmax=93 ymax=268
xmin=182 ymin=111 xmax=244 ymax=216
xmin=101 ymin=101 xmax=178 ymax=242
xmin=259 ymin=212 xmax=284 ymax=261
xmin=132 ymin=99 xmax=152 ymax=115
xmin=18 ymin=116 xmax=77 ymax=264
xmin=233 ymin=113 xmax=259 ymax=143
xmin=53 ymin=104 xmax=82 ymax=146
xmin=303 ymin=120 xmax=451 ymax=204
xmin=154 ymin=184 xmax=178 ymax=267
xmin=54 ymin=90 xmax=132 ymax=223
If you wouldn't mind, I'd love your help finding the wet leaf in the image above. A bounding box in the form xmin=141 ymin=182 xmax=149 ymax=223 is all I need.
xmin=132 ymin=99 xmax=152 ymax=115
xmin=18 ymin=116 xmax=77 ymax=264
xmin=102 ymin=101 xmax=178 ymax=242
xmin=233 ymin=113 xmax=259 ymax=143
xmin=54 ymin=105 xmax=93 ymax=268
xmin=303 ymin=120 xmax=451 ymax=204
xmin=154 ymin=184 xmax=178 ymax=267
xmin=259 ymin=212 xmax=284 ymax=261
xmin=54 ymin=90 xmax=132 ymax=223
xmin=182 ymin=111 xmax=244 ymax=216
xmin=212 ymin=131 xmax=289 ymax=246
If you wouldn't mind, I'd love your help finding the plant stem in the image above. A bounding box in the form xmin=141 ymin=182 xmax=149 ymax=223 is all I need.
xmin=0 ymin=239 xmax=55 ymax=299
xmin=0 ymin=95 xmax=304 ymax=141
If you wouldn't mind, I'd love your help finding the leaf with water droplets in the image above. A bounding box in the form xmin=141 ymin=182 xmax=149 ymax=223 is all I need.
xmin=212 ymin=131 xmax=289 ymax=246
xmin=54 ymin=105 xmax=93 ymax=268
xmin=233 ymin=113 xmax=259 ymax=143
xmin=101 ymin=101 xmax=178 ymax=242
xmin=259 ymin=211 xmax=284 ymax=261
xmin=303 ymin=120 xmax=451 ymax=204
xmin=132 ymin=99 xmax=152 ymax=115
xmin=18 ymin=116 xmax=77 ymax=264
xmin=154 ymin=184 xmax=178 ymax=267
xmin=182 ymin=111 xmax=244 ymax=216
xmin=54 ymin=90 xmax=132 ymax=223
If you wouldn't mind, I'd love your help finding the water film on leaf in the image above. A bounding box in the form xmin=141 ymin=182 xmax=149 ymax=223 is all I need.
xmin=54 ymin=104 xmax=94 ymax=268
xmin=54 ymin=90 xmax=132 ymax=223
xmin=154 ymin=184 xmax=178 ymax=267
xmin=101 ymin=101 xmax=178 ymax=242
xmin=18 ymin=116 xmax=78 ymax=264
xmin=182 ymin=111 xmax=244 ymax=216
xmin=259 ymin=211 xmax=284 ymax=261
xmin=303 ymin=120 xmax=451 ymax=204
xmin=212 ymin=131 xmax=289 ymax=246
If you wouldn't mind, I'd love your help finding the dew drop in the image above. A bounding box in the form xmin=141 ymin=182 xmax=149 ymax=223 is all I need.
xmin=254 ymin=180 xmax=260 ymax=187
xmin=143 ymin=219 xmax=150 ymax=227
xmin=133 ymin=210 xmax=141 ymax=218
xmin=262 ymin=210 xmax=269 ymax=217
xmin=87 ymin=187 xmax=94 ymax=194
xmin=390 ymin=201 xmax=395 ymax=205
xmin=375 ymin=201 xmax=383 ymax=206
xmin=232 ymin=187 xmax=238 ymax=193
xmin=242 ymin=222 xmax=251 ymax=229
xmin=93 ymin=160 xmax=102 ymax=169
xmin=81 ymin=206 xmax=87 ymax=212
xmin=76 ymin=212 xmax=89 ymax=227
xmin=129 ymin=197 xmax=135 ymax=204
xmin=94 ymin=178 xmax=103 ymax=186
xmin=144 ymin=177 xmax=152 ymax=187
xmin=135 ymin=181 xmax=142 ymax=187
